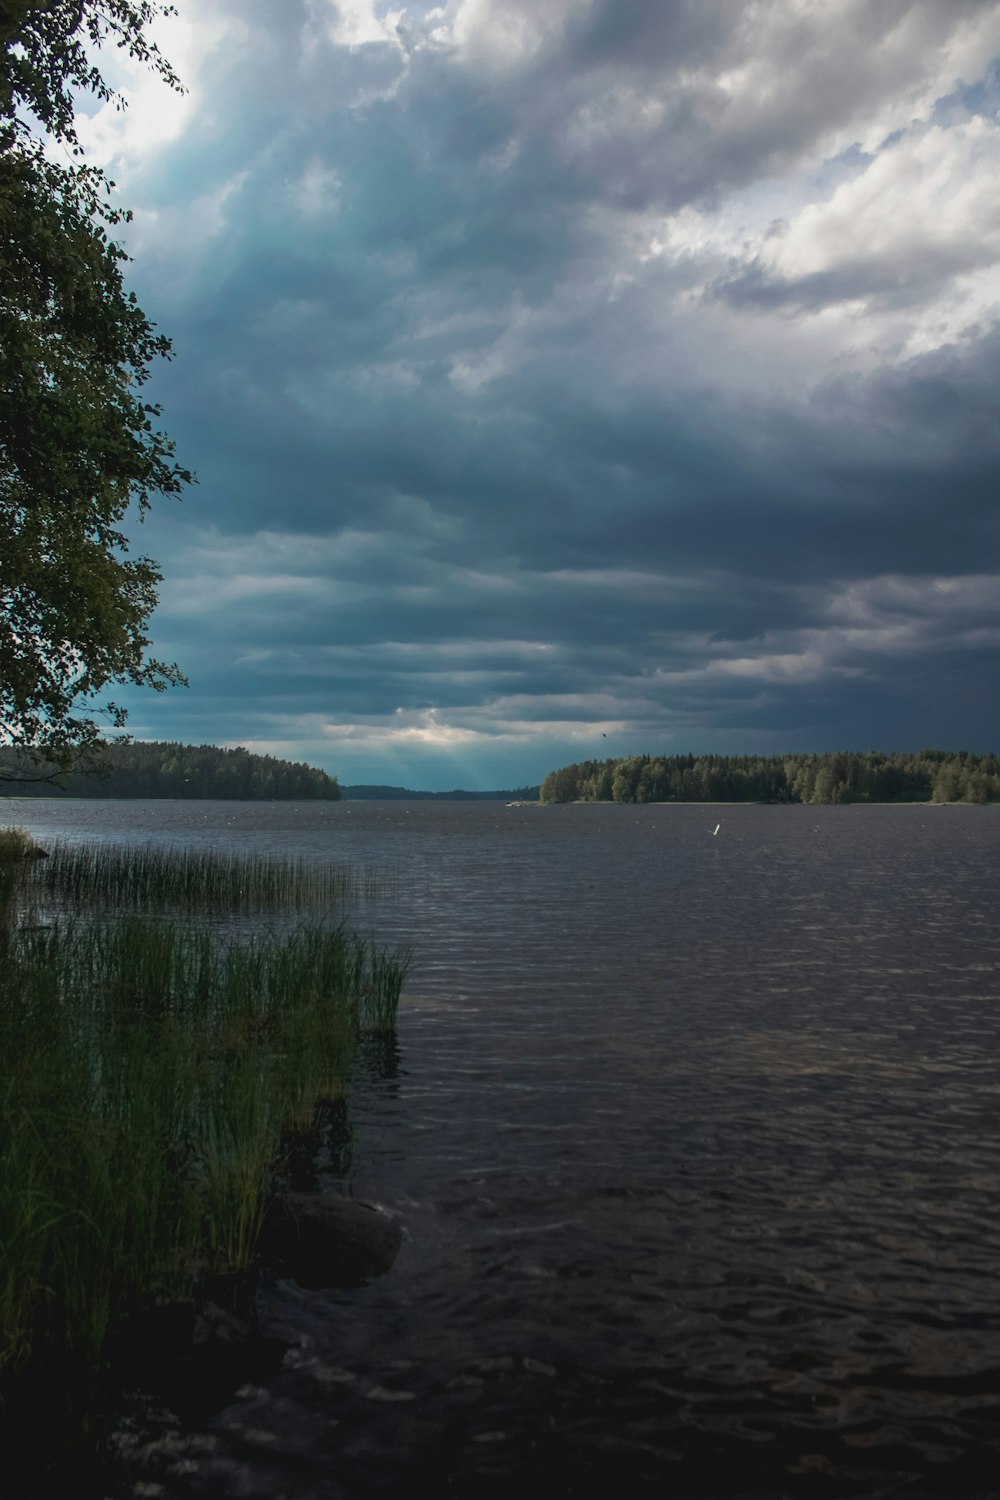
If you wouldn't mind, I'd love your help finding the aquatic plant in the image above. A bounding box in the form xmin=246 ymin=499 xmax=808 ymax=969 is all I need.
xmin=360 ymin=940 xmax=413 ymax=1034
xmin=0 ymin=919 xmax=408 ymax=1410
xmin=0 ymin=838 xmax=409 ymax=1460
xmin=0 ymin=827 xmax=38 ymax=860
xmin=0 ymin=826 xmax=42 ymax=928
xmin=20 ymin=838 xmax=391 ymax=916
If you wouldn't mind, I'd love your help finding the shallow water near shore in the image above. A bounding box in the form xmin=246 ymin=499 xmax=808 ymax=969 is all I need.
xmin=9 ymin=798 xmax=1000 ymax=1497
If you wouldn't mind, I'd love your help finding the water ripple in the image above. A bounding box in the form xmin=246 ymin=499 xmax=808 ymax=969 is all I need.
xmin=12 ymin=800 xmax=1000 ymax=1496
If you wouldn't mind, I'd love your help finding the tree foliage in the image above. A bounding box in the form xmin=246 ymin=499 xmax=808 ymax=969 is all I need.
xmin=539 ymin=750 xmax=1000 ymax=806
xmin=0 ymin=739 xmax=343 ymax=799
xmin=0 ymin=1 xmax=192 ymax=764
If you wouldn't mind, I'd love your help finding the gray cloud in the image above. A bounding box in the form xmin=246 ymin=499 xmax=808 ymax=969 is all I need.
xmin=88 ymin=0 xmax=1000 ymax=785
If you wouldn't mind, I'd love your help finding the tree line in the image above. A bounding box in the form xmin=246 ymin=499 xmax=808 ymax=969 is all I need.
xmin=1 ymin=741 xmax=341 ymax=800
xmin=539 ymin=751 xmax=1000 ymax=806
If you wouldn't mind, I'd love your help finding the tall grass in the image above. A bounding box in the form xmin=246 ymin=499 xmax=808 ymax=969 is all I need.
xmin=361 ymin=940 xmax=412 ymax=1033
xmin=21 ymin=838 xmax=391 ymax=915
xmin=0 ymin=830 xmax=409 ymax=1463
xmin=0 ymin=826 xmax=42 ymax=932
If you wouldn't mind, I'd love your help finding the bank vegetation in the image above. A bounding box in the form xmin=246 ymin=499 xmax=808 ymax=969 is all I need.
xmin=0 ymin=830 xmax=406 ymax=1480
xmin=1 ymin=741 xmax=341 ymax=799
xmin=540 ymin=750 xmax=1000 ymax=805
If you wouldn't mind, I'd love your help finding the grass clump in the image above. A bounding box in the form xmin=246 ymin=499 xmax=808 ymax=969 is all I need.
xmin=361 ymin=940 xmax=413 ymax=1034
xmin=0 ymin=831 xmax=409 ymax=1468
xmin=22 ymin=839 xmax=391 ymax=916
xmin=0 ymin=826 xmax=44 ymax=929
xmin=0 ymin=827 xmax=40 ymax=860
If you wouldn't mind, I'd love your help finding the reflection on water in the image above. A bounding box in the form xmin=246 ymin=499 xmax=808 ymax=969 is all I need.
xmin=9 ymin=799 xmax=1000 ymax=1496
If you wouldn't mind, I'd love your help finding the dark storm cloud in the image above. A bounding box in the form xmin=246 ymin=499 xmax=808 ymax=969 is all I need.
xmin=168 ymin=307 xmax=1000 ymax=581
xmin=381 ymin=0 xmax=994 ymax=214
xmin=93 ymin=0 xmax=1000 ymax=784
xmin=711 ymin=247 xmax=996 ymax=316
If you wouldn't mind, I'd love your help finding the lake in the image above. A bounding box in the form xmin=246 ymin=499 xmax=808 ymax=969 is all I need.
xmin=8 ymin=798 xmax=1000 ymax=1497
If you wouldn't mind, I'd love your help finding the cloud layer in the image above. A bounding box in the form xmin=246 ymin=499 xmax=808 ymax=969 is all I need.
xmin=76 ymin=0 xmax=1000 ymax=786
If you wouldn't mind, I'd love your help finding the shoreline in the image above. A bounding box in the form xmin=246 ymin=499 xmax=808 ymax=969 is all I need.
xmin=0 ymin=834 xmax=408 ymax=1491
xmin=544 ymin=798 xmax=989 ymax=807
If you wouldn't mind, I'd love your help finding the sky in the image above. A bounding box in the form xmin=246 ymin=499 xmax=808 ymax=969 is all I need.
xmin=70 ymin=0 xmax=1000 ymax=789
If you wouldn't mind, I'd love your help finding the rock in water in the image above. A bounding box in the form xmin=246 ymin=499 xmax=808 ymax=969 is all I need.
xmin=258 ymin=1193 xmax=403 ymax=1288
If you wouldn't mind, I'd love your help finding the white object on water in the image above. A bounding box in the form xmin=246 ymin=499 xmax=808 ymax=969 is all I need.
xmin=712 ymin=823 xmax=721 ymax=836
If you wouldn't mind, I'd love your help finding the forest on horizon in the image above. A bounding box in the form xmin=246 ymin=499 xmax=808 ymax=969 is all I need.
xmin=0 ymin=742 xmax=341 ymax=801
xmin=540 ymin=750 xmax=1000 ymax=805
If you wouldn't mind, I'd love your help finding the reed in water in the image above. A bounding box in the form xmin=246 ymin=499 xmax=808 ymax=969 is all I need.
xmin=19 ymin=837 xmax=392 ymax=914
xmin=0 ymin=830 xmax=409 ymax=1458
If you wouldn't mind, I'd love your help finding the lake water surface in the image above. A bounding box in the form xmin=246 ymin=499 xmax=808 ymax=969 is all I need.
xmin=9 ymin=798 xmax=1000 ymax=1498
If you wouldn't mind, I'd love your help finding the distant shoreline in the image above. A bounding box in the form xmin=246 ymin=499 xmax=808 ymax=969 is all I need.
xmin=551 ymin=799 xmax=974 ymax=807
xmin=5 ymin=796 xmax=985 ymax=808
xmin=0 ymin=789 xmax=541 ymax=803
xmin=341 ymin=796 xmax=538 ymax=803
xmin=540 ymin=750 xmax=999 ymax=806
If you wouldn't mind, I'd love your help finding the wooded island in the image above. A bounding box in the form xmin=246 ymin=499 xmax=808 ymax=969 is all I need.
xmin=0 ymin=741 xmax=341 ymax=800
xmin=540 ymin=750 xmax=1000 ymax=805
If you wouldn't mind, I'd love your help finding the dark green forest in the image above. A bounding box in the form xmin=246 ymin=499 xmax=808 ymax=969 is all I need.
xmin=0 ymin=742 xmax=341 ymax=800
xmin=540 ymin=751 xmax=1000 ymax=805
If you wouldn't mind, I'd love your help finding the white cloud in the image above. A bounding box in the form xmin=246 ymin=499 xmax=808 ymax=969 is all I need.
xmin=435 ymin=0 xmax=579 ymax=72
xmin=74 ymin=4 xmax=232 ymax=177
xmin=709 ymin=0 xmax=1000 ymax=168
xmin=310 ymin=0 xmax=408 ymax=48
xmin=640 ymin=112 xmax=1000 ymax=372
xmin=760 ymin=120 xmax=1000 ymax=297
